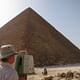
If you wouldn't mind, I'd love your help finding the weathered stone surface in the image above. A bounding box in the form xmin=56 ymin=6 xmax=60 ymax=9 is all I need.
xmin=0 ymin=8 xmax=80 ymax=66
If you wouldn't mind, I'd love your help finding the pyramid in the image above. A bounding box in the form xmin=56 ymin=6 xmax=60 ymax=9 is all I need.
xmin=0 ymin=8 xmax=80 ymax=66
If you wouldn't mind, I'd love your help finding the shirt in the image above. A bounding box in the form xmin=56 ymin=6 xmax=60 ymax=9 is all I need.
xmin=0 ymin=62 xmax=18 ymax=80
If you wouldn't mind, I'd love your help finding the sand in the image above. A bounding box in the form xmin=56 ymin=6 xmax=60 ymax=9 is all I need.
xmin=27 ymin=65 xmax=80 ymax=80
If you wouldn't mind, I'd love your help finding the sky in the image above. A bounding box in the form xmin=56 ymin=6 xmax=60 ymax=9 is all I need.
xmin=0 ymin=0 xmax=80 ymax=49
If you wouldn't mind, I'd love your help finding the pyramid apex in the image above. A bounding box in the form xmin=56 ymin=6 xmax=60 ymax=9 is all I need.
xmin=26 ymin=7 xmax=35 ymax=12
xmin=27 ymin=7 xmax=33 ymax=10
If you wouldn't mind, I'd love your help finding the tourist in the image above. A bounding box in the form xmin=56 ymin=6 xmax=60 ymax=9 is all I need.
xmin=0 ymin=44 xmax=18 ymax=80
xmin=42 ymin=67 xmax=48 ymax=75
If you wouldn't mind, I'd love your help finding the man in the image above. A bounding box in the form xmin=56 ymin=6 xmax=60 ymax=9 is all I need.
xmin=0 ymin=44 xmax=18 ymax=80
xmin=15 ymin=50 xmax=28 ymax=80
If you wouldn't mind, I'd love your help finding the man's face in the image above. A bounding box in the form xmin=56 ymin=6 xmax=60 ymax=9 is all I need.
xmin=7 ymin=55 xmax=15 ymax=64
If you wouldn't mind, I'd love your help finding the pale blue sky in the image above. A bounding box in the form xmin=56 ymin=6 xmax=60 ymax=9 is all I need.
xmin=0 ymin=0 xmax=80 ymax=48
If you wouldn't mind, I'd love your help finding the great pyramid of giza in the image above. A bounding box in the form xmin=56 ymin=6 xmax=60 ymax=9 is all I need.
xmin=0 ymin=7 xmax=80 ymax=66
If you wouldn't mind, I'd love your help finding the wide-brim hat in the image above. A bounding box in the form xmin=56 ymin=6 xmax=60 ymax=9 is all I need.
xmin=0 ymin=44 xmax=17 ymax=59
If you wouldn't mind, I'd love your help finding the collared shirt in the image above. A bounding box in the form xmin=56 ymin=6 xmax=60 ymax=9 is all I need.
xmin=0 ymin=62 xmax=18 ymax=80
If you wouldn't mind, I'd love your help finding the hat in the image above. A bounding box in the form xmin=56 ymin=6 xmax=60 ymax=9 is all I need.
xmin=0 ymin=44 xmax=17 ymax=59
xmin=19 ymin=50 xmax=28 ymax=54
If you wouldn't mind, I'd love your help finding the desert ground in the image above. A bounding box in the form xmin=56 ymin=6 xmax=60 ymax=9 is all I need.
xmin=27 ymin=65 xmax=80 ymax=80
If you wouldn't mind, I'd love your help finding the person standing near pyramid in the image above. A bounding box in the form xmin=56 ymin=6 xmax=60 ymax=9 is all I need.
xmin=0 ymin=44 xmax=18 ymax=80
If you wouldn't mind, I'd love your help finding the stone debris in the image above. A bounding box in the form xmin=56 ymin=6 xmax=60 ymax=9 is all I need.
xmin=41 ymin=76 xmax=53 ymax=80
xmin=41 ymin=70 xmax=80 ymax=80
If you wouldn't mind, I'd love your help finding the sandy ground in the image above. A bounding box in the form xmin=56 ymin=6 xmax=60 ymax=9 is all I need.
xmin=27 ymin=66 xmax=80 ymax=80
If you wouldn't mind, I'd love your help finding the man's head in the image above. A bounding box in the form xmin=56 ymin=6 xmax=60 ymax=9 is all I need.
xmin=0 ymin=44 xmax=17 ymax=64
